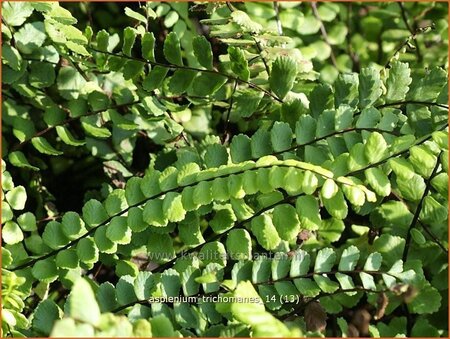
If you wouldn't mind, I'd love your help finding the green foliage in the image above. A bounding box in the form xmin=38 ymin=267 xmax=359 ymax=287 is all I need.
xmin=1 ymin=1 xmax=448 ymax=338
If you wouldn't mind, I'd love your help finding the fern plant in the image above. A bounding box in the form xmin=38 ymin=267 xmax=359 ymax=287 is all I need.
xmin=1 ymin=1 xmax=448 ymax=337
